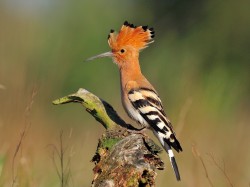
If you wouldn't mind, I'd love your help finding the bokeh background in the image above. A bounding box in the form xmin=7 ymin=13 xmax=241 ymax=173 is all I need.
xmin=0 ymin=0 xmax=250 ymax=186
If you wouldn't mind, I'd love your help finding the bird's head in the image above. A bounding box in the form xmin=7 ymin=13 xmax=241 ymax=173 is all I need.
xmin=86 ymin=21 xmax=155 ymax=68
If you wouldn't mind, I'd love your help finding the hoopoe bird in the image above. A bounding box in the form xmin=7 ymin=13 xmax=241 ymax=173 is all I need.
xmin=87 ymin=21 xmax=182 ymax=181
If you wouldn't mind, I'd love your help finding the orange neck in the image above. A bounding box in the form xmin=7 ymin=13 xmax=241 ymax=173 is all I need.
xmin=119 ymin=58 xmax=142 ymax=88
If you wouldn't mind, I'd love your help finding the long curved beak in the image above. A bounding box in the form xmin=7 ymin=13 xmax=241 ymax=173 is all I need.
xmin=86 ymin=51 xmax=113 ymax=62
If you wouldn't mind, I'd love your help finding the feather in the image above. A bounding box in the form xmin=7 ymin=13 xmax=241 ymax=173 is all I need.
xmin=127 ymin=87 xmax=182 ymax=180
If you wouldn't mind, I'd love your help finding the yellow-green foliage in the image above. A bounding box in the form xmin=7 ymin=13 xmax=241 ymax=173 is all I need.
xmin=101 ymin=138 xmax=122 ymax=150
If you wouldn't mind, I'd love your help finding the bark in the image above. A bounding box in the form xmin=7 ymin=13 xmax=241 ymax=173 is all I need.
xmin=53 ymin=88 xmax=165 ymax=187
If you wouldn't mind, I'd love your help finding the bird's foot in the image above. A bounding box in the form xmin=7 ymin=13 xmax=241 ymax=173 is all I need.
xmin=127 ymin=127 xmax=147 ymax=135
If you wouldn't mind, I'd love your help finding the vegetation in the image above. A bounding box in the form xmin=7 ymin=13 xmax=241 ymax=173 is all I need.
xmin=0 ymin=0 xmax=249 ymax=186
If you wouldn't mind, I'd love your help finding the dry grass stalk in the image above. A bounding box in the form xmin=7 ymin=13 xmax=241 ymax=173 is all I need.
xmin=176 ymin=97 xmax=192 ymax=135
xmin=11 ymin=86 xmax=37 ymax=187
xmin=208 ymin=153 xmax=234 ymax=187
xmin=192 ymin=144 xmax=214 ymax=187
xmin=48 ymin=130 xmax=73 ymax=187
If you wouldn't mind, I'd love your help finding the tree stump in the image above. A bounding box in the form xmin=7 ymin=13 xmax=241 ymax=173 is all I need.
xmin=53 ymin=88 xmax=165 ymax=187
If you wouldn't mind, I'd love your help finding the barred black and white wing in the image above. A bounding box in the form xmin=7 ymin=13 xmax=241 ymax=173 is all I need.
xmin=127 ymin=87 xmax=182 ymax=181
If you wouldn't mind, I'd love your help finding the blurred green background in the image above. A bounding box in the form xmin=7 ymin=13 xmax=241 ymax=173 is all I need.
xmin=0 ymin=0 xmax=250 ymax=186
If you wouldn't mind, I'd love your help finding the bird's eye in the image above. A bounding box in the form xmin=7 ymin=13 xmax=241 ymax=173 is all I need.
xmin=120 ymin=49 xmax=125 ymax=53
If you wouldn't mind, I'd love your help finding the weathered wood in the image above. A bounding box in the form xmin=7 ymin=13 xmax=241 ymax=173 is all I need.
xmin=53 ymin=88 xmax=165 ymax=187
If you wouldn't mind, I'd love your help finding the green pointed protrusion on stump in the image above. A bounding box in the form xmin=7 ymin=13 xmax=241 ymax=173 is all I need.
xmin=52 ymin=88 xmax=128 ymax=130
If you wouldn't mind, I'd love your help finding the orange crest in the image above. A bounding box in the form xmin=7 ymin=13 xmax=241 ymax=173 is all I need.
xmin=108 ymin=21 xmax=155 ymax=51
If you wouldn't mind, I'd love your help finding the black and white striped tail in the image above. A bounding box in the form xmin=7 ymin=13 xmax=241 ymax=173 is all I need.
xmin=162 ymin=134 xmax=181 ymax=181
xmin=127 ymin=87 xmax=182 ymax=181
